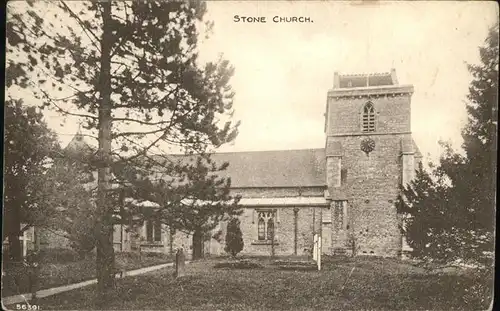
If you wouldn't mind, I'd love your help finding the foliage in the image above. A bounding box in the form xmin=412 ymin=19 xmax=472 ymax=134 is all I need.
xmin=6 ymin=1 xmax=239 ymax=156
xmin=1 ymin=251 xmax=173 ymax=297
xmin=6 ymin=0 xmax=240 ymax=291
xmin=3 ymin=100 xmax=99 ymax=261
xmin=397 ymin=24 xmax=498 ymax=267
xmin=39 ymin=146 xmax=100 ymax=258
xmin=3 ymin=99 xmax=61 ymax=261
xmin=224 ymin=218 xmax=244 ymax=257
xmin=114 ymin=155 xmax=242 ymax=259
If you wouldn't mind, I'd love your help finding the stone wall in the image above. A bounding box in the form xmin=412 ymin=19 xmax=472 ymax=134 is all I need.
xmin=162 ymin=186 xmax=326 ymax=257
xmin=236 ymin=206 xmax=323 ymax=256
xmin=326 ymin=94 xmax=412 ymax=135
xmin=231 ymin=186 xmax=324 ymax=198
xmin=325 ymin=88 xmax=414 ymax=257
xmin=325 ymin=134 xmax=409 ymax=256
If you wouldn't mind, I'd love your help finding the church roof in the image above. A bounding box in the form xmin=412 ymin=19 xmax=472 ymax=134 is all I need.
xmin=151 ymin=148 xmax=327 ymax=188
xmin=206 ymin=148 xmax=326 ymax=188
xmin=64 ymin=131 xmax=327 ymax=189
xmin=64 ymin=131 xmax=94 ymax=155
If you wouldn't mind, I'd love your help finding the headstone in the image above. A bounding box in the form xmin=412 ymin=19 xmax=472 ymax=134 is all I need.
xmin=174 ymin=248 xmax=185 ymax=278
xmin=313 ymin=234 xmax=321 ymax=271
xmin=317 ymin=237 xmax=322 ymax=271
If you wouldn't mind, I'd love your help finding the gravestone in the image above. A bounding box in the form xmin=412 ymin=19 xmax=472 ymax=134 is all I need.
xmin=174 ymin=248 xmax=185 ymax=278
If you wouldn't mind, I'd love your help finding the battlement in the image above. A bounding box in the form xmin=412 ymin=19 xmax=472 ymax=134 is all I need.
xmin=333 ymin=69 xmax=399 ymax=89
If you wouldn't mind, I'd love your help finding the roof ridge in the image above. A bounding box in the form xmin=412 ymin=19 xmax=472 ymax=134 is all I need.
xmin=165 ymin=148 xmax=325 ymax=156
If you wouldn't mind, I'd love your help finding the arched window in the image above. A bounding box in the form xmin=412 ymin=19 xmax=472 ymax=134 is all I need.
xmin=256 ymin=210 xmax=277 ymax=242
xmin=267 ymin=219 xmax=274 ymax=240
xmin=362 ymin=102 xmax=376 ymax=132
xmin=258 ymin=218 xmax=266 ymax=240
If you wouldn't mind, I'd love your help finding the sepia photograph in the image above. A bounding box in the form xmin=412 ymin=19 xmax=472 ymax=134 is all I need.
xmin=2 ymin=1 xmax=498 ymax=310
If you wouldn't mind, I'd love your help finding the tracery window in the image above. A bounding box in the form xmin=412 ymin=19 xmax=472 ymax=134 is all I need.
xmin=258 ymin=218 xmax=266 ymax=240
xmin=362 ymin=102 xmax=376 ymax=132
xmin=257 ymin=210 xmax=276 ymax=241
xmin=267 ymin=219 xmax=274 ymax=240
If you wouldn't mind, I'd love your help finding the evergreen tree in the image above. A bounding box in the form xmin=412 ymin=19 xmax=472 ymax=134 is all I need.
xmin=398 ymin=24 xmax=498 ymax=266
xmin=3 ymin=100 xmax=99 ymax=261
xmin=225 ymin=218 xmax=244 ymax=258
xmin=113 ymin=156 xmax=242 ymax=260
xmin=44 ymin=151 xmax=99 ymax=259
xmin=3 ymin=99 xmax=60 ymax=261
xmin=6 ymin=1 xmax=239 ymax=299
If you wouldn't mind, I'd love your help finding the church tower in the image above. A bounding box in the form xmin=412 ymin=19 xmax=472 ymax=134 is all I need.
xmin=324 ymin=69 xmax=421 ymax=257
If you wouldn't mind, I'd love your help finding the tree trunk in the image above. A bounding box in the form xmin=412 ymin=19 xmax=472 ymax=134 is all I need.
xmin=293 ymin=208 xmax=298 ymax=256
xmin=169 ymin=228 xmax=174 ymax=255
xmin=5 ymin=205 xmax=22 ymax=261
xmin=33 ymin=226 xmax=40 ymax=252
xmin=7 ymin=232 xmax=22 ymax=262
xmin=192 ymin=230 xmax=203 ymax=260
xmin=96 ymin=1 xmax=115 ymax=304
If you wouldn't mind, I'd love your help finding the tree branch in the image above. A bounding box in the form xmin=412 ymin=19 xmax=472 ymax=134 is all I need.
xmin=59 ymin=1 xmax=102 ymax=53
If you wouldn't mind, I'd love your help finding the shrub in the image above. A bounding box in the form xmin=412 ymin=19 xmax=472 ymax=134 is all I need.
xmin=462 ymin=267 xmax=494 ymax=309
xmin=224 ymin=218 xmax=244 ymax=257
xmin=39 ymin=248 xmax=81 ymax=264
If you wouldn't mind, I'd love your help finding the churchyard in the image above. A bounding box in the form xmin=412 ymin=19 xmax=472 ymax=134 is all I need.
xmin=1 ymin=249 xmax=173 ymax=298
xmin=9 ymin=255 xmax=491 ymax=311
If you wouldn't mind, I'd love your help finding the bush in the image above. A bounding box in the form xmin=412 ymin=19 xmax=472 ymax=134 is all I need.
xmin=2 ymin=261 xmax=29 ymax=294
xmin=224 ymin=218 xmax=244 ymax=257
xmin=142 ymin=252 xmax=169 ymax=258
xmin=462 ymin=267 xmax=494 ymax=309
xmin=69 ymin=234 xmax=96 ymax=259
xmin=39 ymin=248 xmax=82 ymax=264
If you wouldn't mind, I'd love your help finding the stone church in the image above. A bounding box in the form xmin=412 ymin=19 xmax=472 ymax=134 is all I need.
xmin=21 ymin=69 xmax=421 ymax=258
xmin=113 ymin=69 xmax=421 ymax=258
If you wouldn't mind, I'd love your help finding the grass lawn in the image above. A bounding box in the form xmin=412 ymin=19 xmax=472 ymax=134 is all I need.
xmin=2 ymin=251 xmax=173 ymax=298
xmin=22 ymin=255 xmax=493 ymax=311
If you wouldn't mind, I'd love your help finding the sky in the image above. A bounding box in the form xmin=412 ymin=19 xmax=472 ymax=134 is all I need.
xmin=8 ymin=1 xmax=499 ymax=162
xmin=197 ymin=1 xmax=498 ymax=160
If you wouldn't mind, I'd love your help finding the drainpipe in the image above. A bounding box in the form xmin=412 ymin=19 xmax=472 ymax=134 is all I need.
xmin=293 ymin=208 xmax=299 ymax=255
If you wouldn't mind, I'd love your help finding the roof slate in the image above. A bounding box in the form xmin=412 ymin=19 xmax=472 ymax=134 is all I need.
xmin=205 ymin=149 xmax=326 ymax=188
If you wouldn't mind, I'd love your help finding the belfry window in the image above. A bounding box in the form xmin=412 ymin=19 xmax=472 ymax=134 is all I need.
xmin=362 ymin=102 xmax=376 ymax=132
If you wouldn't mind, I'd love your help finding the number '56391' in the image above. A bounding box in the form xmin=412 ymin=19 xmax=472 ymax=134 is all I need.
xmin=16 ymin=304 xmax=40 ymax=310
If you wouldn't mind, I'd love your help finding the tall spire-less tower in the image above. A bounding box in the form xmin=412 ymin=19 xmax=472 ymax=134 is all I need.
xmin=323 ymin=69 xmax=421 ymax=257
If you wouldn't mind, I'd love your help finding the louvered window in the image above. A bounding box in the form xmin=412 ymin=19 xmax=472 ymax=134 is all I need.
xmin=362 ymin=102 xmax=376 ymax=132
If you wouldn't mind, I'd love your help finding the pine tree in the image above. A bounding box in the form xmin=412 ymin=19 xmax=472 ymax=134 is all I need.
xmin=113 ymin=156 xmax=242 ymax=260
xmin=6 ymin=1 xmax=239 ymax=299
xmin=225 ymin=218 xmax=244 ymax=258
xmin=398 ymin=24 xmax=498 ymax=267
